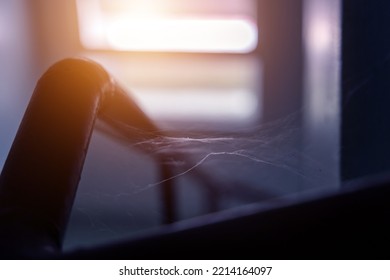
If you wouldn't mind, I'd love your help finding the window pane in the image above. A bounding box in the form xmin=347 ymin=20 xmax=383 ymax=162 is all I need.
xmin=76 ymin=0 xmax=258 ymax=53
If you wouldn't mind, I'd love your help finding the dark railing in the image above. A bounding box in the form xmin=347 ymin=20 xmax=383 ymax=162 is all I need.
xmin=0 ymin=58 xmax=166 ymax=257
xmin=0 ymin=58 xmax=389 ymax=259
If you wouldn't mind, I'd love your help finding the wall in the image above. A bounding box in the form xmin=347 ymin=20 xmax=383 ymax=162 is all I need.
xmin=0 ymin=0 xmax=37 ymax=169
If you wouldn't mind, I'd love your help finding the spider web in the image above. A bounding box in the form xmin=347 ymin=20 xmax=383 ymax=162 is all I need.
xmin=63 ymin=111 xmax=337 ymax=250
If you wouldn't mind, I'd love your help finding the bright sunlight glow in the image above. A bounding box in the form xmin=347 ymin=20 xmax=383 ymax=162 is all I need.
xmin=76 ymin=0 xmax=258 ymax=53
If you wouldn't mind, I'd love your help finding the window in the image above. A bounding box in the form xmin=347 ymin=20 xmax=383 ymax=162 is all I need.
xmin=76 ymin=0 xmax=258 ymax=53
xmin=76 ymin=0 xmax=260 ymax=126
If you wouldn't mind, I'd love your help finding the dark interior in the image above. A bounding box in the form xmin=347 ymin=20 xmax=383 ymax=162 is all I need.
xmin=1 ymin=0 xmax=390 ymax=259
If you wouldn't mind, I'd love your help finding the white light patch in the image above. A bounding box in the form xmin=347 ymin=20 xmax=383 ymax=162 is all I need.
xmin=308 ymin=18 xmax=332 ymax=54
xmin=130 ymin=88 xmax=258 ymax=122
xmin=106 ymin=18 xmax=257 ymax=53
xmin=76 ymin=0 xmax=258 ymax=53
xmin=76 ymin=0 xmax=106 ymax=48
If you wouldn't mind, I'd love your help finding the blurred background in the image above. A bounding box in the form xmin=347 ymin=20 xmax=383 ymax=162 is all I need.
xmin=0 ymin=0 xmax=343 ymax=251
xmin=1 ymin=0 xmax=389 ymax=253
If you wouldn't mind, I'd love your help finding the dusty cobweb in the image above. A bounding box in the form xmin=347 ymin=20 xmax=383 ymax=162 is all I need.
xmin=64 ymin=111 xmax=337 ymax=249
